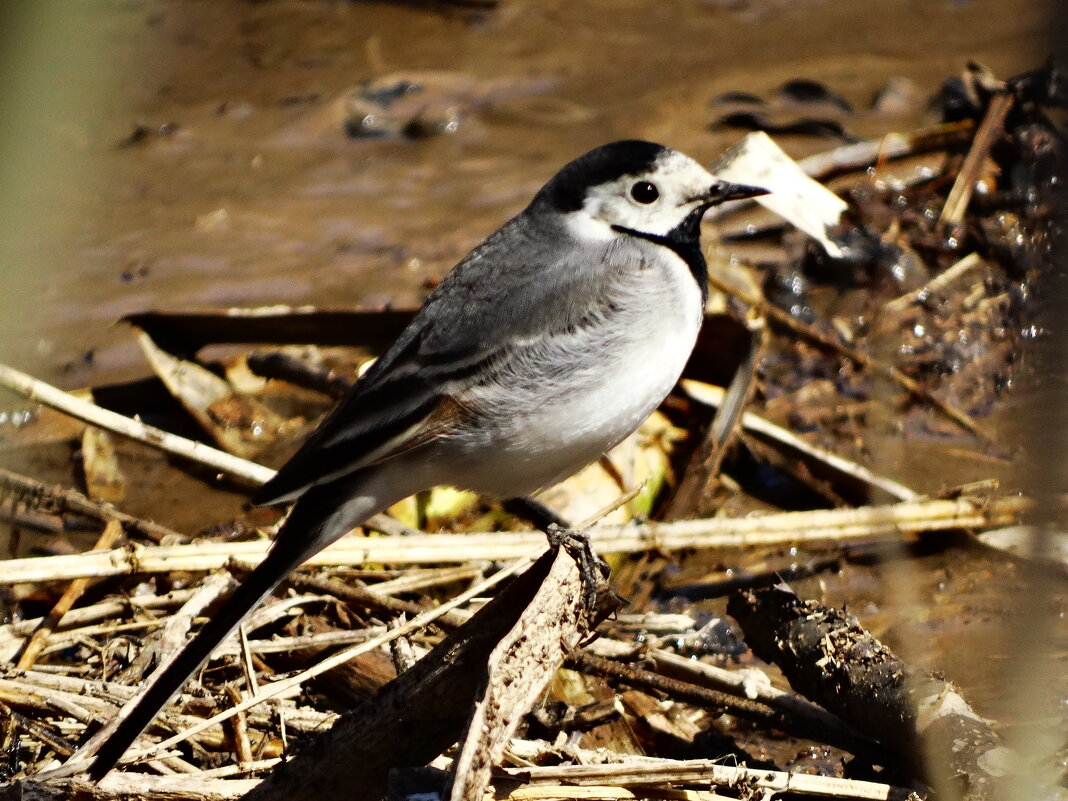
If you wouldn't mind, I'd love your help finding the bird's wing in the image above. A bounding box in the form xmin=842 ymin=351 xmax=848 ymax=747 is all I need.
xmin=252 ymin=213 xmax=619 ymax=506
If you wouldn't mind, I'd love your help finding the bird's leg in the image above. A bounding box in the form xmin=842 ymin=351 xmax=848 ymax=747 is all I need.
xmin=501 ymin=496 xmax=570 ymax=530
xmin=504 ymin=497 xmax=617 ymax=626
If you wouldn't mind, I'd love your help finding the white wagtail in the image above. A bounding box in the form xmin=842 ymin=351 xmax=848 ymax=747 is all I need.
xmin=86 ymin=140 xmax=767 ymax=779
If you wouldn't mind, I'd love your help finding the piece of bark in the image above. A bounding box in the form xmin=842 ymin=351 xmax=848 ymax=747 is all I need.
xmin=136 ymin=330 xmax=287 ymax=461
xmin=125 ymin=307 xmax=749 ymax=389
xmin=728 ymin=586 xmax=1009 ymax=801
xmin=124 ymin=307 xmax=416 ymax=357
xmin=241 ymin=544 xmax=607 ymax=801
xmin=80 ymin=429 xmax=126 ymax=504
xmin=446 ymin=544 xmax=606 ymax=801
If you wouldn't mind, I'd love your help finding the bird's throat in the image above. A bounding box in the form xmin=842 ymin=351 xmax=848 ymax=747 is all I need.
xmin=611 ymin=209 xmax=709 ymax=303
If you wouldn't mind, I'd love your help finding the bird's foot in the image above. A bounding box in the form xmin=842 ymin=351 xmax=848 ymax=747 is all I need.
xmin=545 ymin=523 xmax=612 ymax=617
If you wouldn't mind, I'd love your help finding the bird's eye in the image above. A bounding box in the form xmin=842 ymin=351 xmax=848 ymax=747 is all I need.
xmin=630 ymin=181 xmax=659 ymax=204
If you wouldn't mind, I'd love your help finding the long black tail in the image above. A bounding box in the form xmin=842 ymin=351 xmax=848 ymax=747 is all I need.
xmin=86 ymin=542 xmax=306 ymax=780
xmin=84 ymin=471 xmax=395 ymax=780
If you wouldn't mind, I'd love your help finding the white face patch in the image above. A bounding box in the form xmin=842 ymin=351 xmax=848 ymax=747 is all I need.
xmin=571 ymin=149 xmax=720 ymax=239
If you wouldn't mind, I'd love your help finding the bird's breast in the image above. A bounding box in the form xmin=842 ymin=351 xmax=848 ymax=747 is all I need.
xmin=449 ymin=251 xmax=704 ymax=497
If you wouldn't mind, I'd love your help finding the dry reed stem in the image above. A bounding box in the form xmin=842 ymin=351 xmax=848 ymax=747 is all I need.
xmin=0 ymin=362 xmax=275 ymax=487
xmin=504 ymin=760 xmax=919 ymax=800
xmin=884 ymin=252 xmax=985 ymax=313
xmin=0 ymin=494 xmax=1030 ymax=585
xmin=500 ymin=786 xmax=731 ymax=799
xmin=939 ymin=92 xmax=1014 ymax=227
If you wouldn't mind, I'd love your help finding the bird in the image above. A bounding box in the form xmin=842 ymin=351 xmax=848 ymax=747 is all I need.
xmin=85 ymin=139 xmax=767 ymax=780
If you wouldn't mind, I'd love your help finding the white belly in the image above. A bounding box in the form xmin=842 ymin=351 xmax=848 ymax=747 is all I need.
xmin=451 ymin=255 xmax=704 ymax=497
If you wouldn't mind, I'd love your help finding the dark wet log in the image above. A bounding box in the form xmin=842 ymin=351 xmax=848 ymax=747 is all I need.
xmin=728 ymin=586 xmax=1006 ymax=801
xmin=124 ymin=308 xmax=416 ymax=358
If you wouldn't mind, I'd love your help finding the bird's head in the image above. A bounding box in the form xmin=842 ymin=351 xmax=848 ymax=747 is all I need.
xmin=536 ymin=140 xmax=767 ymax=242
